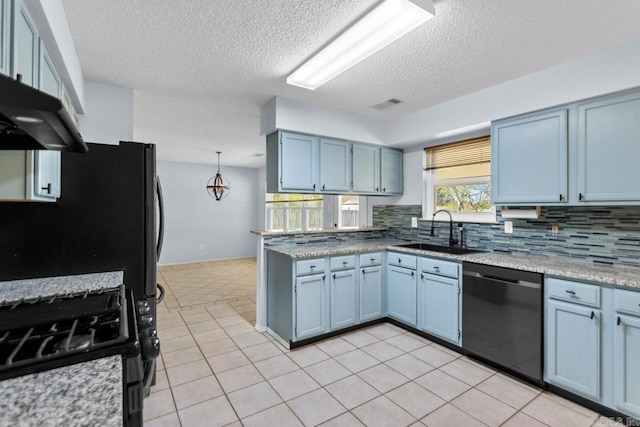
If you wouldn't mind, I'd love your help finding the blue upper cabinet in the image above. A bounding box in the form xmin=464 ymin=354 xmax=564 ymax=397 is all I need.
xmin=491 ymin=109 xmax=568 ymax=205
xmin=266 ymin=131 xmax=319 ymax=193
xmin=576 ymin=90 xmax=640 ymax=204
xmin=12 ymin=0 xmax=38 ymax=87
xmin=352 ymin=143 xmax=379 ymax=194
xmin=0 ymin=0 xmax=10 ymax=76
xmin=320 ymin=138 xmax=351 ymax=193
xmin=267 ymin=131 xmax=403 ymax=196
xmin=380 ymin=147 xmax=403 ymax=195
xmin=38 ymin=40 xmax=61 ymax=97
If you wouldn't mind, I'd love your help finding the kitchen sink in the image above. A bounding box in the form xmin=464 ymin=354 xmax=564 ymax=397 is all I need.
xmin=392 ymin=243 xmax=486 ymax=255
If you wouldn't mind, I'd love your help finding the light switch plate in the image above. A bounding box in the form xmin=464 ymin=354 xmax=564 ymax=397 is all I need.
xmin=411 ymin=217 xmax=418 ymax=228
xmin=504 ymin=221 xmax=513 ymax=234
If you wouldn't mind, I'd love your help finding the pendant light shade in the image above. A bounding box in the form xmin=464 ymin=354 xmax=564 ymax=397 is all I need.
xmin=206 ymin=151 xmax=231 ymax=200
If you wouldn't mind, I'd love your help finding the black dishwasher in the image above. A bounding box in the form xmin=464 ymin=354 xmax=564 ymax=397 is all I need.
xmin=462 ymin=262 xmax=543 ymax=386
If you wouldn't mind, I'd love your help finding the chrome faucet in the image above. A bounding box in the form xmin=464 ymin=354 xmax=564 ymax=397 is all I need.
xmin=430 ymin=209 xmax=459 ymax=248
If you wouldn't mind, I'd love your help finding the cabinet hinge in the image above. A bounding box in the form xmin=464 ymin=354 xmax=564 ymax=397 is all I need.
xmin=294 ymin=285 xmax=297 ymax=294
xmin=458 ymin=330 xmax=461 ymax=339
xmin=295 ymin=325 xmax=297 ymax=336
xmin=458 ymin=285 xmax=461 ymax=295
xmin=280 ymin=176 xmax=282 ymax=184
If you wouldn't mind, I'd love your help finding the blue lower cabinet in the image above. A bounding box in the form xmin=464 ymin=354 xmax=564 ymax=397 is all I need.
xmin=546 ymin=299 xmax=601 ymax=401
xmin=418 ymin=272 xmax=460 ymax=345
xmin=360 ymin=265 xmax=383 ymax=322
xmin=613 ymin=289 xmax=640 ymax=417
xmin=294 ymin=273 xmax=328 ymax=340
xmin=330 ymin=270 xmax=357 ymax=330
xmin=386 ymin=264 xmax=416 ymax=327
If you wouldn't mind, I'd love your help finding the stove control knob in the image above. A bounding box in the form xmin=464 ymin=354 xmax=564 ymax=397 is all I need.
xmin=136 ymin=301 xmax=151 ymax=315
xmin=139 ymin=314 xmax=154 ymax=328
xmin=141 ymin=336 xmax=160 ymax=360
xmin=142 ymin=328 xmax=158 ymax=339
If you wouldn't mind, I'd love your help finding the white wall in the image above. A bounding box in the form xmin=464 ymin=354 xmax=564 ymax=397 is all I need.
xmin=157 ymin=160 xmax=259 ymax=265
xmin=388 ymin=37 xmax=640 ymax=147
xmin=78 ymin=81 xmax=134 ymax=144
xmin=261 ymin=96 xmax=387 ymax=144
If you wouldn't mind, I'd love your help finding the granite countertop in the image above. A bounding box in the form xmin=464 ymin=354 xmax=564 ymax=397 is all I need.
xmin=250 ymin=225 xmax=387 ymax=236
xmin=0 ymin=271 xmax=124 ymax=303
xmin=0 ymin=355 xmax=123 ymax=427
xmin=267 ymin=239 xmax=640 ymax=289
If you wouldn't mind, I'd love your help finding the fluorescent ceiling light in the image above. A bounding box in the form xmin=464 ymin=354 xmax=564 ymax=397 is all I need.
xmin=287 ymin=0 xmax=435 ymax=90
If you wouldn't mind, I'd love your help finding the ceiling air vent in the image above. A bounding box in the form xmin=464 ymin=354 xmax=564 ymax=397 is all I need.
xmin=371 ymin=98 xmax=402 ymax=111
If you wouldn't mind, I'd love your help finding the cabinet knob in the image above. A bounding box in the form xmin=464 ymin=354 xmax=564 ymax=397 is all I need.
xmin=579 ymin=193 xmax=584 ymax=201
xmin=433 ymin=266 xmax=440 ymax=272
xmin=398 ymin=258 xmax=402 ymax=264
xmin=565 ymin=290 xmax=576 ymax=296
xmin=41 ymin=183 xmax=52 ymax=194
xmin=322 ymin=184 xmax=325 ymax=190
xmin=343 ymin=261 xmax=348 ymax=265
xmin=383 ymin=187 xmax=386 ymax=192
xmin=559 ymin=194 xmax=563 ymax=201
xmin=313 ymin=184 xmax=316 ymax=190
xmin=310 ymin=265 xmax=316 ymax=269
xmin=370 ymin=258 xmax=375 ymax=262
xmin=590 ymin=311 xmax=595 ymax=320
xmin=617 ymin=316 xmax=621 ymax=326
xmin=375 ymin=187 xmax=379 ymax=192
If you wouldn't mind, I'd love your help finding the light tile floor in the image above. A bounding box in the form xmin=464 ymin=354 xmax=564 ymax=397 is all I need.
xmin=148 ymin=259 xmax=623 ymax=427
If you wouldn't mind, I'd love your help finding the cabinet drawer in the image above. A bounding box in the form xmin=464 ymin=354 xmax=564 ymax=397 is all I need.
xmin=419 ymin=258 xmax=459 ymax=279
xmin=359 ymin=252 xmax=382 ymax=267
xmin=331 ymin=255 xmax=356 ymax=271
xmin=615 ymin=289 xmax=640 ymax=317
xmin=547 ymin=278 xmax=600 ymax=308
xmin=387 ymin=252 xmax=417 ymax=269
xmin=296 ymin=258 xmax=325 ymax=276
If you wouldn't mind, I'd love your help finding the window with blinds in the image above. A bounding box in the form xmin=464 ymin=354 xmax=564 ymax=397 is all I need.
xmin=423 ymin=136 xmax=495 ymax=222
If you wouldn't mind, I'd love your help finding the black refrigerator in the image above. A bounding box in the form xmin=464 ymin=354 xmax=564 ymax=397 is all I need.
xmin=0 ymin=141 xmax=164 ymax=309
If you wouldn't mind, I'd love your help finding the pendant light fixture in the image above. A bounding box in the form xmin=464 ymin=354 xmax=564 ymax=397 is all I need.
xmin=206 ymin=151 xmax=231 ymax=200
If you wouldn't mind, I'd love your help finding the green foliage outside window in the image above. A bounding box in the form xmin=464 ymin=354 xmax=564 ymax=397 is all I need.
xmin=435 ymin=183 xmax=491 ymax=213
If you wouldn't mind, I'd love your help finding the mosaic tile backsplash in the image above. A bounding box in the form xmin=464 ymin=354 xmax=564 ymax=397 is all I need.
xmin=373 ymin=205 xmax=640 ymax=267
xmin=264 ymin=230 xmax=386 ymax=247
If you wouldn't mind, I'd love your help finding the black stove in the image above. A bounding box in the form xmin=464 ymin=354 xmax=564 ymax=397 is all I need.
xmin=0 ymin=285 xmax=160 ymax=426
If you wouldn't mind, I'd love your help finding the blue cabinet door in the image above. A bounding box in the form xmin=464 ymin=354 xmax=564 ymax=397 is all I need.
xmin=38 ymin=41 xmax=61 ymax=97
xmin=614 ymin=314 xmax=640 ymax=417
xmin=380 ymin=148 xmax=403 ymax=195
xmin=576 ymin=90 xmax=640 ymax=203
xmin=352 ymin=144 xmax=379 ymax=194
xmin=11 ymin=0 xmax=38 ymax=87
xmin=280 ymin=132 xmax=319 ymax=192
xmin=360 ymin=265 xmax=383 ymax=322
xmin=0 ymin=0 xmax=10 ymax=76
xmin=546 ymin=300 xmax=601 ymax=401
xmin=418 ymin=272 xmax=460 ymax=345
xmin=386 ymin=265 xmax=416 ymax=326
xmin=33 ymin=151 xmax=61 ymax=199
xmin=320 ymin=138 xmax=351 ymax=193
xmin=491 ymin=109 xmax=568 ymax=204
xmin=330 ymin=270 xmax=357 ymax=330
xmin=295 ymin=273 xmax=327 ymax=340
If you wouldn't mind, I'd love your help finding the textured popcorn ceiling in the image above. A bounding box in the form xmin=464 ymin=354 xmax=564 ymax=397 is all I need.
xmin=61 ymin=0 xmax=640 ymax=167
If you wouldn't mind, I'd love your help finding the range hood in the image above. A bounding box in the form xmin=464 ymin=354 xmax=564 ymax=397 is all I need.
xmin=0 ymin=73 xmax=88 ymax=152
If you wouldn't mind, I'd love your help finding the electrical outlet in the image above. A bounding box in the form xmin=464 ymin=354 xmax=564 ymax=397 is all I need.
xmin=200 ymin=244 xmax=205 ymax=250
xmin=504 ymin=221 xmax=513 ymax=234
xmin=411 ymin=217 xmax=418 ymax=228
xmin=552 ymin=224 xmax=559 ymax=236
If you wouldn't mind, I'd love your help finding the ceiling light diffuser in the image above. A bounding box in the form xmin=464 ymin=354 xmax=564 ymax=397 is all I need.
xmin=287 ymin=0 xmax=435 ymax=90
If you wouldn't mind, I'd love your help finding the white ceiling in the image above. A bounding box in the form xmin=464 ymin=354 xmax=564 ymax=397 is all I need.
xmin=61 ymin=0 xmax=640 ymax=168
